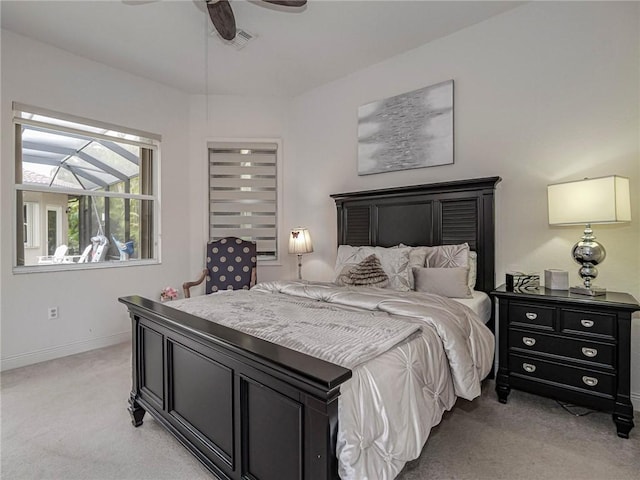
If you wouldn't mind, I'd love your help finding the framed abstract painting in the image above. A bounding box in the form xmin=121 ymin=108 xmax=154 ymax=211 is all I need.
xmin=358 ymin=79 xmax=454 ymax=175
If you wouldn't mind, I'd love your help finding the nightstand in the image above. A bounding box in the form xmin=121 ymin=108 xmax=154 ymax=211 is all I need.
xmin=491 ymin=285 xmax=639 ymax=438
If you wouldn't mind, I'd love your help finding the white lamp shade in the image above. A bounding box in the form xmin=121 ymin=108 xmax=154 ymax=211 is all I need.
xmin=288 ymin=228 xmax=313 ymax=254
xmin=547 ymin=175 xmax=631 ymax=225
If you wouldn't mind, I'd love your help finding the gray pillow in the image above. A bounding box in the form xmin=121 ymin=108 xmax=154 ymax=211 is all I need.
xmin=413 ymin=267 xmax=472 ymax=298
xmin=337 ymin=254 xmax=389 ymax=287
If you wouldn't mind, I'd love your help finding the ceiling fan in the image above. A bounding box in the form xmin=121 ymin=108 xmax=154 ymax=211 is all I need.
xmin=125 ymin=1 xmax=307 ymax=41
xmin=207 ymin=1 xmax=307 ymax=41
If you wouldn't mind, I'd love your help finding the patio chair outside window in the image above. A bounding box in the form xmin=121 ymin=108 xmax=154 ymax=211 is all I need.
xmin=37 ymin=245 xmax=68 ymax=264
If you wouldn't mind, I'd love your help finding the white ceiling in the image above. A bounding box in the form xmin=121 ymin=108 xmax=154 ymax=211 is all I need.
xmin=1 ymin=0 xmax=523 ymax=97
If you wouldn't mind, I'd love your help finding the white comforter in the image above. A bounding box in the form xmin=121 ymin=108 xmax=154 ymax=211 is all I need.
xmin=171 ymin=281 xmax=494 ymax=479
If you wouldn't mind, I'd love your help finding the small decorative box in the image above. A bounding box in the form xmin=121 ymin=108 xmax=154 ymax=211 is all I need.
xmin=506 ymin=272 xmax=540 ymax=291
xmin=544 ymin=269 xmax=569 ymax=290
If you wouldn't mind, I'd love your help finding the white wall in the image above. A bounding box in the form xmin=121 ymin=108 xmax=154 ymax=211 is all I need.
xmin=0 ymin=31 xmax=191 ymax=369
xmin=285 ymin=2 xmax=640 ymax=406
xmin=187 ymin=93 xmax=296 ymax=288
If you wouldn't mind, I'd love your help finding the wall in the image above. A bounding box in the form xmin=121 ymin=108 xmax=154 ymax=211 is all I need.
xmin=187 ymin=94 xmax=294 ymax=290
xmin=285 ymin=2 xmax=640 ymax=406
xmin=0 ymin=31 xmax=191 ymax=370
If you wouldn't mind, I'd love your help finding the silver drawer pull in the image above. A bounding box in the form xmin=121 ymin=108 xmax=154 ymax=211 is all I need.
xmin=582 ymin=347 xmax=598 ymax=358
xmin=522 ymin=363 xmax=536 ymax=373
xmin=581 ymin=319 xmax=594 ymax=328
xmin=525 ymin=312 xmax=538 ymax=320
xmin=522 ymin=337 xmax=536 ymax=347
xmin=582 ymin=376 xmax=598 ymax=387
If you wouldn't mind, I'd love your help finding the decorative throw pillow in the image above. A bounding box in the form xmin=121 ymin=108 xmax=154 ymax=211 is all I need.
xmin=423 ymin=243 xmax=470 ymax=269
xmin=393 ymin=243 xmax=478 ymax=291
xmin=394 ymin=244 xmax=428 ymax=290
xmin=413 ymin=267 xmax=472 ymax=298
xmin=372 ymin=246 xmax=411 ymax=291
xmin=338 ymin=254 xmax=389 ymax=287
xmin=334 ymin=245 xmax=411 ymax=291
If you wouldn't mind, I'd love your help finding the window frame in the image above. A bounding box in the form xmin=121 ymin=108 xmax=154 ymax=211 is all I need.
xmin=205 ymin=138 xmax=283 ymax=265
xmin=12 ymin=103 xmax=162 ymax=273
xmin=23 ymin=201 xmax=40 ymax=249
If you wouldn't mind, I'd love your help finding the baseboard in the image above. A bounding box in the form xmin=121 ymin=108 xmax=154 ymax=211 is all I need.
xmin=0 ymin=331 xmax=131 ymax=372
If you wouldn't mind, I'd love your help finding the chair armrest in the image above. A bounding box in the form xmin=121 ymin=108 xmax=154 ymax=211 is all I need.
xmin=250 ymin=266 xmax=257 ymax=288
xmin=183 ymin=269 xmax=208 ymax=298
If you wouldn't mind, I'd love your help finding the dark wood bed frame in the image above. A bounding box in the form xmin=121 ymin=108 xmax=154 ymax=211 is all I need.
xmin=119 ymin=176 xmax=501 ymax=480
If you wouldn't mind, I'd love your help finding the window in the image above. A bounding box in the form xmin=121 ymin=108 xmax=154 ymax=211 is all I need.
xmin=14 ymin=103 xmax=160 ymax=269
xmin=209 ymin=142 xmax=279 ymax=260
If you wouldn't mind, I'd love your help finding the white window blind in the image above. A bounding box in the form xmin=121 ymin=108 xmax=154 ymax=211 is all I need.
xmin=209 ymin=143 xmax=278 ymax=260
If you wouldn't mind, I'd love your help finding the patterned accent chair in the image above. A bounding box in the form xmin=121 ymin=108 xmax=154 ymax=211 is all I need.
xmin=183 ymin=237 xmax=257 ymax=298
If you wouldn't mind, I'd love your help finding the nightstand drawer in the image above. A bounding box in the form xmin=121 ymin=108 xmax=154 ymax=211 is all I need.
xmin=508 ymin=329 xmax=615 ymax=368
xmin=509 ymin=354 xmax=615 ymax=398
xmin=560 ymin=309 xmax=616 ymax=339
xmin=508 ymin=302 xmax=554 ymax=330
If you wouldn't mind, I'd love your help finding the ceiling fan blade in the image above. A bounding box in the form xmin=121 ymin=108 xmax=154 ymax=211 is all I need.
xmin=207 ymin=0 xmax=236 ymax=41
xmin=262 ymin=0 xmax=307 ymax=6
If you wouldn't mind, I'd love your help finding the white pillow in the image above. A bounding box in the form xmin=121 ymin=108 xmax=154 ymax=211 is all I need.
xmin=334 ymin=245 xmax=412 ymax=291
xmin=334 ymin=245 xmax=366 ymax=278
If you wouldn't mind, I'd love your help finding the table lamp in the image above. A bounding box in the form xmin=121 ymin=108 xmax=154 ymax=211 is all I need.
xmin=289 ymin=227 xmax=313 ymax=280
xmin=547 ymin=175 xmax=631 ymax=296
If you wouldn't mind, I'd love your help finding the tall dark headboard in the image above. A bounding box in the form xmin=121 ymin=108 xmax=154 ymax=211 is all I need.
xmin=331 ymin=176 xmax=501 ymax=294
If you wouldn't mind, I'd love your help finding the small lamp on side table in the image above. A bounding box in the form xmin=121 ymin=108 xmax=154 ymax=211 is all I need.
xmin=547 ymin=175 xmax=631 ymax=296
xmin=289 ymin=227 xmax=313 ymax=280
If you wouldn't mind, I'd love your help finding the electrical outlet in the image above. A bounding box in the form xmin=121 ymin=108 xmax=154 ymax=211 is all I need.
xmin=48 ymin=307 xmax=58 ymax=320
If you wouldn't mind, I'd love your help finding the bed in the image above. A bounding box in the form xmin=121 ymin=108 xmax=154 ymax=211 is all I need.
xmin=120 ymin=176 xmax=501 ymax=480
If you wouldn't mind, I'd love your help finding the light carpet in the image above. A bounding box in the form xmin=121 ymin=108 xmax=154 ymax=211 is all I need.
xmin=1 ymin=342 xmax=638 ymax=479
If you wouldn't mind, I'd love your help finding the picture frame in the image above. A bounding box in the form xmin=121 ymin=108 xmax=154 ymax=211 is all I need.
xmin=358 ymin=79 xmax=454 ymax=175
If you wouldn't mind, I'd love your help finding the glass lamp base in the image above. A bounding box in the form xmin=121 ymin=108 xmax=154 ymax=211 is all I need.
xmin=570 ymin=285 xmax=606 ymax=296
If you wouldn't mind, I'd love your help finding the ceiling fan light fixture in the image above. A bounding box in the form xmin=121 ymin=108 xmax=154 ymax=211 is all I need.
xmin=227 ymin=29 xmax=256 ymax=49
xmin=209 ymin=27 xmax=255 ymax=50
xmin=206 ymin=0 xmax=306 ymax=42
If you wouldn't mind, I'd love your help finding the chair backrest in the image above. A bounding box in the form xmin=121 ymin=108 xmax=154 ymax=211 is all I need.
xmin=53 ymin=244 xmax=68 ymax=259
xmin=206 ymin=237 xmax=257 ymax=293
xmin=77 ymin=244 xmax=93 ymax=263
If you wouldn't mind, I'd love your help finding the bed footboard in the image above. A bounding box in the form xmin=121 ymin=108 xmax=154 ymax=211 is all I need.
xmin=119 ymin=295 xmax=351 ymax=480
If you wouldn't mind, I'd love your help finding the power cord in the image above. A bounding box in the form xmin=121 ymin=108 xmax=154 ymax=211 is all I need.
xmin=555 ymin=399 xmax=597 ymax=417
